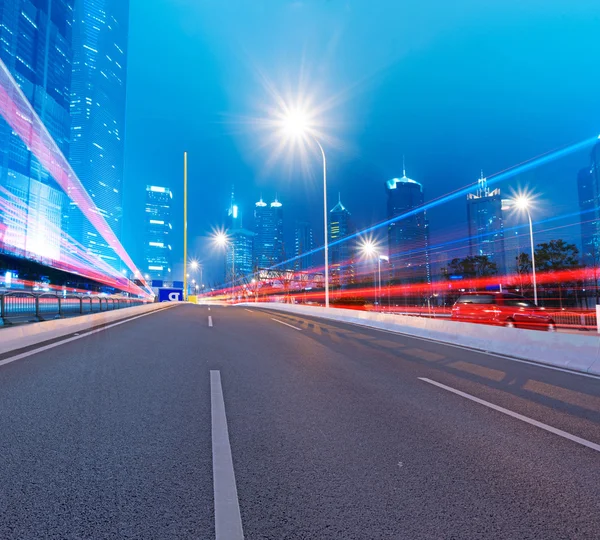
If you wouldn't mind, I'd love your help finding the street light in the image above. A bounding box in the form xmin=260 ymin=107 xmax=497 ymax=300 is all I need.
xmin=360 ymin=240 xmax=385 ymax=308
xmin=280 ymin=108 xmax=330 ymax=308
xmin=213 ymin=231 xmax=235 ymax=299
xmin=514 ymin=195 xmax=538 ymax=305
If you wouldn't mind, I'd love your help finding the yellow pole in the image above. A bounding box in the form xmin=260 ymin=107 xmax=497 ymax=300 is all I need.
xmin=183 ymin=151 xmax=188 ymax=300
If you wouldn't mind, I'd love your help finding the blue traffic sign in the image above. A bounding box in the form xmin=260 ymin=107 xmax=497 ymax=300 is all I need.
xmin=158 ymin=288 xmax=184 ymax=302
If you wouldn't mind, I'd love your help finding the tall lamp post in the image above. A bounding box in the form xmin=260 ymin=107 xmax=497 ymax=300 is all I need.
xmin=279 ymin=111 xmax=330 ymax=308
xmin=515 ymin=196 xmax=538 ymax=305
xmin=378 ymin=255 xmax=389 ymax=309
xmin=189 ymin=259 xmax=199 ymax=297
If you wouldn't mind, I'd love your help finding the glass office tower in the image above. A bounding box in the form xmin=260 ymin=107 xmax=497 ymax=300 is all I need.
xmin=144 ymin=185 xmax=172 ymax=281
xmin=0 ymin=0 xmax=75 ymax=262
xmin=386 ymin=170 xmax=430 ymax=284
xmin=466 ymin=174 xmax=506 ymax=273
xmin=67 ymin=0 xmax=129 ymax=269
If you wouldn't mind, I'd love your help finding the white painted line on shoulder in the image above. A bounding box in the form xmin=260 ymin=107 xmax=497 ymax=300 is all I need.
xmin=244 ymin=309 xmax=253 ymax=313
xmin=210 ymin=370 xmax=244 ymax=540
xmin=0 ymin=306 xmax=175 ymax=369
xmin=271 ymin=318 xmax=302 ymax=331
xmin=419 ymin=377 xmax=600 ymax=453
xmin=208 ymin=315 xmax=213 ymax=327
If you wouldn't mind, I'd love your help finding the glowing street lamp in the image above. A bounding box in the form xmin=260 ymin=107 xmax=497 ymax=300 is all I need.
xmin=360 ymin=240 xmax=377 ymax=259
xmin=360 ymin=240 xmax=387 ymax=308
xmin=514 ymin=195 xmax=538 ymax=305
xmin=280 ymin=108 xmax=330 ymax=308
xmin=212 ymin=231 xmax=235 ymax=298
xmin=214 ymin=231 xmax=229 ymax=248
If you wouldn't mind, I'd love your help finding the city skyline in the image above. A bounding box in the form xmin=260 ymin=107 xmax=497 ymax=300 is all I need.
xmin=0 ymin=1 xmax=597 ymax=293
xmin=121 ymin=0 xmax=599 ymax=288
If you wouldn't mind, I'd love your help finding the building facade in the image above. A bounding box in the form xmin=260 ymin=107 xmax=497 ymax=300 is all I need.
xmin=226 ymin=228 xmax=255 ymax=283
xmin=254 ymin=196 xmax=284 ymax=270
xmin=294 ymin=220 xmax=314 ymax=272
xmin=143 ymin=185 xmax=172 ymax=281
xmin=386 ymin=171 xmax=430 ymax=284
xmin=0 ymin=0 xmax=75 ymax=262
xmin=578 ymin=142 xmax=600 ymax=267
xmin=466 ymin=174 xmax=506 ymax=274
xmin=66 ymin=0 xmax=129 ymax=269
xmin=328 ymin=196 xmax=355 ymax=287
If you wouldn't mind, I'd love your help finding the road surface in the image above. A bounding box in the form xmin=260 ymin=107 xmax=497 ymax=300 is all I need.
xmin=0 ymin=303 xmax=599 ymax=539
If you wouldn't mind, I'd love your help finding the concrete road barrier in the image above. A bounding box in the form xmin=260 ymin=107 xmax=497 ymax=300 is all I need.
xmin=241 ymin=303 xmax=600 ymax=376
xmin=0 ymin=302 xmax=172 ymax=356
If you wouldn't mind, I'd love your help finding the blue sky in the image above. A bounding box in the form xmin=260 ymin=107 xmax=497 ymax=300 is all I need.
xmin=123 ymin=0 xmax=600 ymax=284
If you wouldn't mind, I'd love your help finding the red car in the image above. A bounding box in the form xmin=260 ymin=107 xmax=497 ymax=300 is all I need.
xmin=451 ymin=292 xmax=556 ymax=331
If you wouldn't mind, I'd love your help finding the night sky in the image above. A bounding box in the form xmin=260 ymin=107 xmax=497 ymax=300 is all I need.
xmin=122 ymin=0 xmax=600 ymax=285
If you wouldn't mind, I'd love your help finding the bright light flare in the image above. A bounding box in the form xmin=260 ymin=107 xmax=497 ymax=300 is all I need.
xmin=508 ymin=188 xmax=537 ymax=214
xmin=359 ymin=238 xmax=379 ymax=258
xmin=278 ymin=106 xmax=314 ymax=141
xmin=189 ymin=259 xmax=199 ymax=270
xmin=213 ymin=230 xmax=230 ymax=248
xmin=515 ymin=196 xmax=531 ymax=210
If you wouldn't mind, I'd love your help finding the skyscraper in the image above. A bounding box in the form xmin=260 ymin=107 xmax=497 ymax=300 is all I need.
xmin=294 ymin=221 xmax=314 ymax=272
xmin=67 ymin=0 xmax=129 ymax=269
xmin=223 ymin=190 xmax=255 ymax=282
xmin=226 ymin=229 xmax=255 ymax=283
xmin=254 ymin=196 xmax=284 ymax=270
xmin=144 ymin=185 xmax=172 ymax=282
xmin=466 ymin=173 xmax=506 ymax=273
xmin=386 ymin=167 xmax=430 ymax=284
xmin=578 ymin=142 xmax=600 ymax=267
xmin=226 ymin=187 xmax=241 ymax=231
xmin=329 ymin=195 xmax=355 ymax=287
xmin=0 ymin=0 xmax=75 ymax=262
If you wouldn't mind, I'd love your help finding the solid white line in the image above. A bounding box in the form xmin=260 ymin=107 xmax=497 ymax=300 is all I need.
xmin=419 ymin=377 xmax=600 ymax=453
xmin=208 ymin=315 xmax=213 ymax=327
xmin=210 ymin=370 xmax=244 ymax=540
xmin=0 ymin=306 xmax=175 ymax=369
xmin=271 ymin=318 xmax=302 ymax=331
xmin=244 ymin=309 xmax=253 ymax=313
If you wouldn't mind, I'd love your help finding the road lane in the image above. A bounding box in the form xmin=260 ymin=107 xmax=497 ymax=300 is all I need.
xmin=0 ymin=303 xmax=599 ymax=539
xmin=250 ymin=306 xmax=600 ymax=442
xmin=216 ymin=305 xmax=600 ymax=539
xmin=0 ymin=304 xmax=215 ymax=539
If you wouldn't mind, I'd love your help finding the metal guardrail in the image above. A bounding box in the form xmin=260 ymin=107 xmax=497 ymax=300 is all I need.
xmin=376 ymin=306 xmax=598 ymax=330
xmin=547 ymin=310 xmax=597 ymax=329
xmin=0 ymin=292 xmax=147 ymax=326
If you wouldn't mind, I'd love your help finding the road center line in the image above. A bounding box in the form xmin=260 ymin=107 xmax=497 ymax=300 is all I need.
xmin=0 ymin=305 xmax=176 ymax=369
xmin=271 ymin=318 xmax=302 ymax=331
xmin=210 ymin=370 xmax=244 ymax=540
xmin=208 ymin=316 xmax=213 ymax=327
xmin=419 ymin=377 xmax=600 ymax=453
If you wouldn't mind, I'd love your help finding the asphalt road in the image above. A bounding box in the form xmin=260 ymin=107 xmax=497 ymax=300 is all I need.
xmin=0 ymin=303 xmax=599 ymax=539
